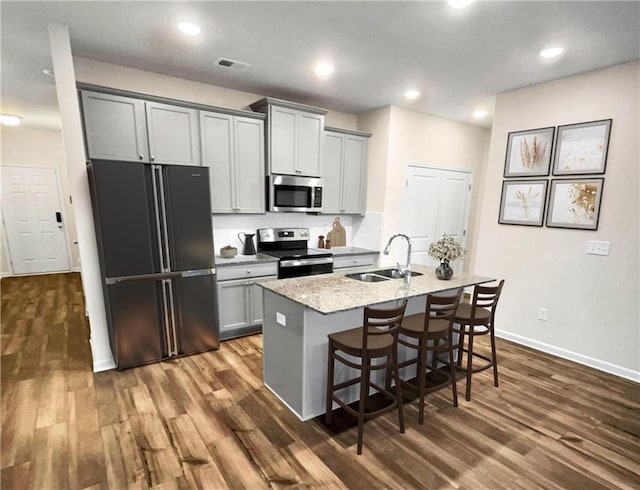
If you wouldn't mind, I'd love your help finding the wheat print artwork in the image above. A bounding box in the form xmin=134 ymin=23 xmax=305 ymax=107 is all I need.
xmin=499 ymin=180 xmax=548 ymax=226
xmin=504 ymin=127 xmax=554 ymax=177
xmin=553 ymin=120 xmax=611 ymax=175
xmin=547 ymin=178 xmax=604 ymax=230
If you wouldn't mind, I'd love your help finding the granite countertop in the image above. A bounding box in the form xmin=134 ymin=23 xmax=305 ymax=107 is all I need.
xmin=215 ymin=253 xmax=279 ymax=267
xmin=328 ymin=246 xmax=379 ymax=257
xmin=258 ymin=264 xmax=494 ymax=315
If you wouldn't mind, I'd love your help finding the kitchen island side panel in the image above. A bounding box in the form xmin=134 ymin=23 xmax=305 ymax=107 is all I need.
xmin=262 ymin=290 xmax=305 ymax=416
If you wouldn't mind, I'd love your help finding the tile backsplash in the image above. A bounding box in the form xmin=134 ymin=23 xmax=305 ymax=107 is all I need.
xmin=212 ymin=212 xmax=382 ymax=253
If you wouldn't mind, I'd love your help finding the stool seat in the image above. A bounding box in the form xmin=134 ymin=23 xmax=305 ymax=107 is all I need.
xmin=454 ymin=303 xmax=491 ymax=323
xmin=401 ymin=315 xmax=449 ymax=336
xmin=329 ymin=327 xmax=394 ymax=356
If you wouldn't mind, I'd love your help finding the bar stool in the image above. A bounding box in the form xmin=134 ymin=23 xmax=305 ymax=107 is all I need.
xmin=396 ymin=289 xmax=463 ymax=424
xmin=453 ymin=280 xmax=505 ymax=401
xmin=325 ymin=300 xmax=408 ymax=455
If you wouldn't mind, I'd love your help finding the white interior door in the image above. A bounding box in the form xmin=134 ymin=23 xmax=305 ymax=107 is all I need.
xmin=1 ymin=166 xmax=70 ymax=274
xmin=402 ymin=165 xmax=472 ymax=271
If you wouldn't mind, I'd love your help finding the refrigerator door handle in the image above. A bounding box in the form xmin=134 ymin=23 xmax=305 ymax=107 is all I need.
xmin=180 ymin=268 xmax=216 ymax=278
xmin=167 ymin=280 xmax=179 ymax=357
xmin=156 ymin=166 xmax=173 ymax=273
xmin=105 ymin=271 xmax=184 ymax=285
xmin=151 ymin=165 xmax=167 ymax=272
xmin=161 ymin=279 xmax=174 ymax=357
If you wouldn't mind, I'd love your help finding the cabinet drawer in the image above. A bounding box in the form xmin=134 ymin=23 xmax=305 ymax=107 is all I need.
xmin=333 ymin=255 xmax=376 ymax=270
xmin=217 ymin=262 xmax=278 ymax=281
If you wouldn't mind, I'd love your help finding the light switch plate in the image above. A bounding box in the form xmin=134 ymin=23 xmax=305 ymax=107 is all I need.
xmin=586 ymin=240 xmax=611 ymax=256
xmin=276 ymin=312 xmax=286 ymax=326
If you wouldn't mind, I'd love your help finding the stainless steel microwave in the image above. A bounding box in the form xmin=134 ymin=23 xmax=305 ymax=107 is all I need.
xmin=268 ymin=175 xmax=323 ymax=212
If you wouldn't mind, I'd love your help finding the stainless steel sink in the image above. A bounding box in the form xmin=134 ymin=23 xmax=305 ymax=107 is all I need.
xmin=345 ymin=272 xmax=391 ymax=283
xmin=345 ymin=268 xmax=424 ymax=282
xmin=372 ymin=268 xmax=424 ymax=279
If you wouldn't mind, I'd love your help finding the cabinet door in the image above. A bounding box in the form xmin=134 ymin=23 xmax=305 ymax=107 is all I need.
xmin=296 ymin=112 xmax=323 ymax=176
xmin=322 ymin=132 xmax=344 ymax=214
xmin=146 ymin=102 xmax=201 ymax=166
xmin=341 ymin=136 xmax=367 ymax=214
xmin=234 ymin=117 xmax=265 ymax=213
xmin=217 ymin=279 xmax=250 ymax=333
xmin=81 ymin=91 xmax=148 ymax=162
xmin=269 ymin=106 xmax=297 ymax=175
xmin=201 ymin=112 xmax=235 ymax=213
xmin=249 ymin=276 xmax=277 ymax=325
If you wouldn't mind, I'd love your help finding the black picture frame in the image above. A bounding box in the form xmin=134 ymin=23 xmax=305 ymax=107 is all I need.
xmin=504 ymin=127 xmax=555 ymax=178
xmin=546 ymin=178 xmax=605 ymax=230
xmin=498 ymin=179 xmax=548 ymax=227
xmin=552 ymin=119 xmax=612 ymax=176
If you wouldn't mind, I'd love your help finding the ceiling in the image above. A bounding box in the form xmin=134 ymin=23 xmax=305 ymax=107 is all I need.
xmin=1 ymin=1 xmax=639 ymax=131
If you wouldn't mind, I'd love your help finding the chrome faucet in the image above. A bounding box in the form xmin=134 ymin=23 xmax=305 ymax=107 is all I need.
xmin=383 ymin=234 xmax=412 ymax=284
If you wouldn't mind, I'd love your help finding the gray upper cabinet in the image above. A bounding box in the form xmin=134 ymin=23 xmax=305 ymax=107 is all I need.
xmin=250 ymin=98 xmax=327 ymax=177
xmin=145 ymin=101 xmax=200 ymax=166
xmin=201 ymin=111 xmax=265 ymax=214
xmin=81 ymin=90 xmax=200 ymax=166
xmin=81 ymin=91 xmax=149 ymax=162
xmin=323 ymin=128 xmax=371 ymax=215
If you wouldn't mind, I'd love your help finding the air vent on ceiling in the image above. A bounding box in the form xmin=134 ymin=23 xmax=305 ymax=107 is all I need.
xmin=216 ymin=57 xmax=251 ymax=71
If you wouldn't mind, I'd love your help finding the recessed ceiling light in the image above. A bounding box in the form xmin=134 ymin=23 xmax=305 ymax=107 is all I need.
xmin=540 ymin=46 xmax=564 ymax=59
xmin=448 ymin=0 xmax=474 ymax=8
xmin=42 ymin=68 xmax=55 ymax=78
xmin=314 ymin=62 xmax=334 ymax=77
xmin=0 ymin=114 xmax=22 ymax=126
xmin=178 ymin=22 xmax=201 ymax=36
xmin=404 ymin=90 xmax=420 ymax=100
xmin=473 ymin=109 xmax=488 ymax=119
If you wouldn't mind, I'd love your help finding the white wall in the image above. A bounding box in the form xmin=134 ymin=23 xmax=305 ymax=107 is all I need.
xmin=472 ymin=62 xmax=640 ymax=380
xmin=1 ymin=127 xmax=80 ymax=274
xmin=358 ymin=106 xmax=490 ymax=268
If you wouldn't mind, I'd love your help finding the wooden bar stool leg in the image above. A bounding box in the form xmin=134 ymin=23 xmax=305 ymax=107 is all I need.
xmin=325 ymin=341 xmax=335 ymax=425
xmin=465 ymin=330 xmax=474 ymax=401
xmin=448 ymin=331 xmax=458 ymax=407
xmin=357 ymin=356 xmax=369 ymax=455
xmin=392 ymin=351 xmax=405 ymax=433
xmin=490 ymin=327 xmax=499 ymax=387
xmin=417 ymin=340 xmax=427 ymax=425
xmin=456 ymin=326 xmax=465 ymax=368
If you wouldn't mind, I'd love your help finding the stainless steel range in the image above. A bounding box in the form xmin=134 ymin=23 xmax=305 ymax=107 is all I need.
xmin=257 ymin=228 xmax=333 ymax=279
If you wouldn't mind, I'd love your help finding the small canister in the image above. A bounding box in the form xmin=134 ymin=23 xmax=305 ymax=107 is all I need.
xmin=325 ymin=239 xmax=331 ymax=249
xmin=318 ymin=235 xmax=325 ymax=248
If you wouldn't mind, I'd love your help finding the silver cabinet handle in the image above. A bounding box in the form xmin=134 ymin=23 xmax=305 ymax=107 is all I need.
xmin=151 ymin=155 xmax=156 ymax=162
xmin=138 ymin=154 xmax=144 ymax=160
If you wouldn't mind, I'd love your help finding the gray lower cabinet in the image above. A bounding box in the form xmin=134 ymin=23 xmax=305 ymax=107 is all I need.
xmin=323 ymin=128 xmax=370 ymax=215
xmin=80 ymin=90 xmax=200 ymax=166
xmin=201 ymin=111 xmax=265 ymax=213
xmin=216 ymin=262 xmax=277 ymax=340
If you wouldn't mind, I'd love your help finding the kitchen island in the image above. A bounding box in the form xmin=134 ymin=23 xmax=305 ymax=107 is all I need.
xmin=258 ymin=264 xmax=494 ymax=420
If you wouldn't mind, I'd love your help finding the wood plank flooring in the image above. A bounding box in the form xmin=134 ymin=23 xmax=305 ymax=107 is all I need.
xmin=2 ymin=272 xmax=639 ymax=489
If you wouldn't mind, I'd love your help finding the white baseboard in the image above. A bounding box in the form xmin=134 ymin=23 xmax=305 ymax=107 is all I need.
xmin=495 ymin=329 xmax=640 ymax=383
xmin=93 ymin=357 xmax=117 ymax=373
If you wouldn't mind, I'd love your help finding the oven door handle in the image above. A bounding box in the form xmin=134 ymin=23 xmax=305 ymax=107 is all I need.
xmin=279 ymin=257 xmax=334 ymax=268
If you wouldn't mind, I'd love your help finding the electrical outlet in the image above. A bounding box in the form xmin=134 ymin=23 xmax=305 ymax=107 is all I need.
xmin=586 ymin=240 xmax=611 ymax=256
xmin=538 ymin=307 xmax=549 ymax=321
xmin=276 ymin=312 xmax=286 ymax=326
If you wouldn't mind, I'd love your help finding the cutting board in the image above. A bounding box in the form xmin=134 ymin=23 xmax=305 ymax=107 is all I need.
xmin=331 ymin=217 xmax=346 ymax=247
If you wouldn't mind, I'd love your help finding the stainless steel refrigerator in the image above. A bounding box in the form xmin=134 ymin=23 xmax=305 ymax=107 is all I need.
xmin=88 ymin=160 xmax=219 ymax=369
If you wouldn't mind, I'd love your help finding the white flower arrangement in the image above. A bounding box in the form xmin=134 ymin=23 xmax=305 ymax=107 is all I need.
xmin=428 ymin=234 xmax=465 ymax=263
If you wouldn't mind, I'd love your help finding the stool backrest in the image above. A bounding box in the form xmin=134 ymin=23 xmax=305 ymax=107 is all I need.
xmin=424 ymin=288 xmax=463 ymax=337
xmin=470 ymin=280 xmax=505 ymax=324
xmin=362 ymin=300 xmax=408 ymax=350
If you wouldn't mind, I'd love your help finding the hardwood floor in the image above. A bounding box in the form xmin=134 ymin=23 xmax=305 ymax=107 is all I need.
xmin=1 ymin=272 xmax=639 ymax=489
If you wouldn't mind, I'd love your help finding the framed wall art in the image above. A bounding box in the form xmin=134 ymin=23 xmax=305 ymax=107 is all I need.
xmin=552 ymin=119 xmax=612 ymax=175
xmin=504 ymin=127 xmax=554 ymax=177
xmin=498 ymin=180 xmax=548 ymax=227
xmin=546 ymin=178 xmax=604 ymax=230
